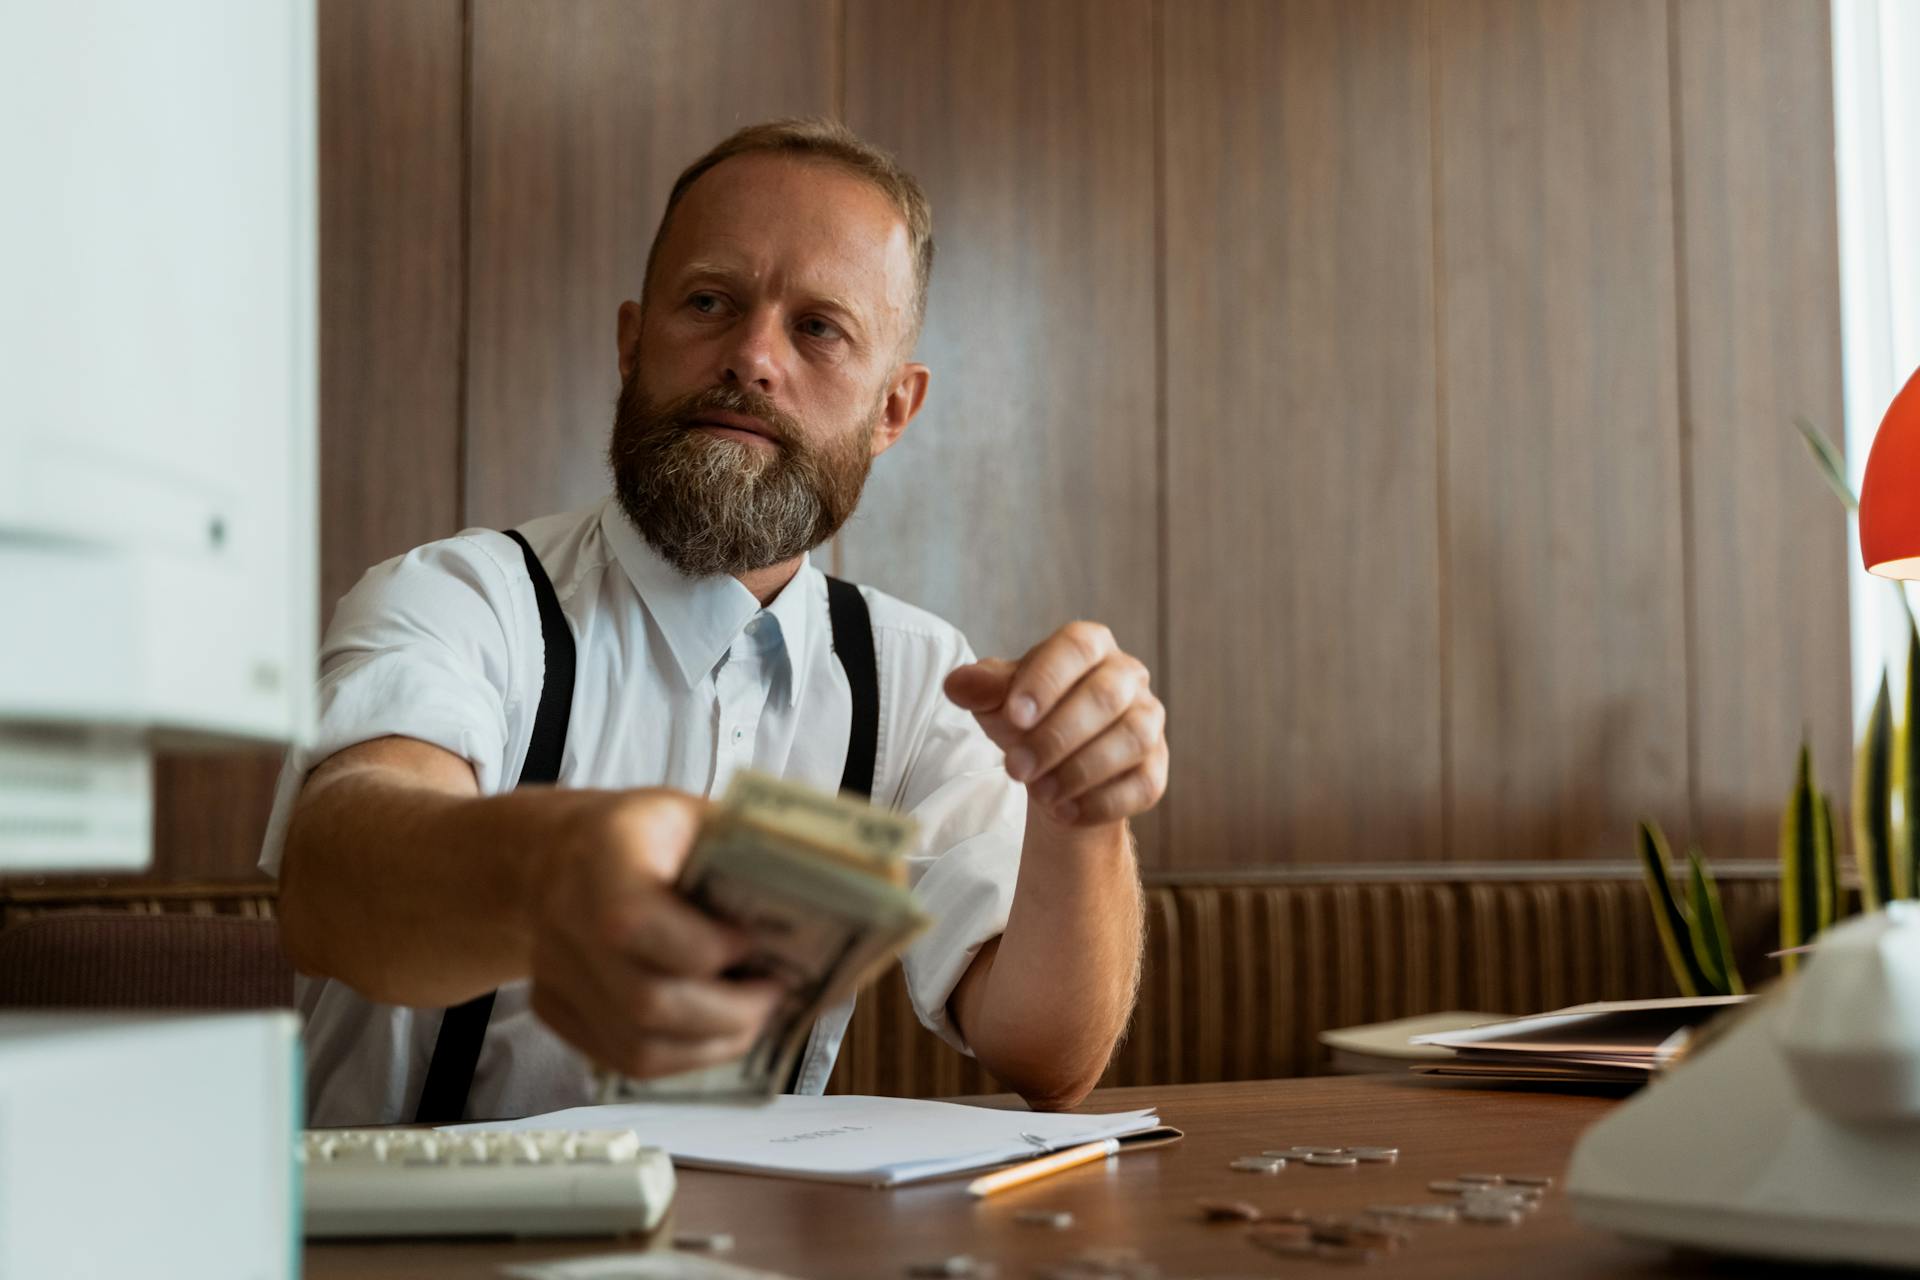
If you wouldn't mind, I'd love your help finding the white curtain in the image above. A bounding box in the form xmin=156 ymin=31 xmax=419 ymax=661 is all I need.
xmin=1834 ymin=0 xmax=1920 ymax=725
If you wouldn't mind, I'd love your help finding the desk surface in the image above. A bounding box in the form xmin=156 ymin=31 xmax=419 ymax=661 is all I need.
xmin=306 ymin=1074 xmax=1719 ymax=1279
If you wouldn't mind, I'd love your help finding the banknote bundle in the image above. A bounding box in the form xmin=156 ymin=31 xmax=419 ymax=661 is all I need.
xmin=595 ymin=771 xmax=927 ymax=1102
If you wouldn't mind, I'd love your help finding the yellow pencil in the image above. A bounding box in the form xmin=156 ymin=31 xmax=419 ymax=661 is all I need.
xmin=966 ymin=1138 xmax=1121 ymax=1199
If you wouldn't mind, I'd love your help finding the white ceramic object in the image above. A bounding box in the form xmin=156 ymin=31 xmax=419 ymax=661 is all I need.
xmin=1776 ymin=902 xmax=1920 ymax=1124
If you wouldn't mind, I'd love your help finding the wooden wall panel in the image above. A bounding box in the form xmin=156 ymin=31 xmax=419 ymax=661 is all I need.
xmin=1673 ymin=0 xmax=1850 ymax=862
xmin=463 ymin=0 xmax=836 ymax=530
xmin=840 ymin=0 xmax=1163 ymax=859
xmin=149 ymin=0 xmax=467 ymax=884
xmin=1436 ymin=0 xmax=1692 ymax=861
xmin=1163 ymin=0 xmax=1442 ymax=868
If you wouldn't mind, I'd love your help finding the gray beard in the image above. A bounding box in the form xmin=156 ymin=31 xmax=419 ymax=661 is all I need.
xmin=607 ymin=376 xmax=877 ymax=578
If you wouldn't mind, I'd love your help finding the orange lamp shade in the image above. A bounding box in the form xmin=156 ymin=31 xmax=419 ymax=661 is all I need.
xmin=1860 ymin=365 xmax=1920 ymax=579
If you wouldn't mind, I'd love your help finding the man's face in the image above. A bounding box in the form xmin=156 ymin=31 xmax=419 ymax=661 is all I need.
xmin=609 ymin=153 xmax=927 ymax=578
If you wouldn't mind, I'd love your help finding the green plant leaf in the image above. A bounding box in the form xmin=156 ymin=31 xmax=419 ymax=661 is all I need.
xmin=1639 ymin=821 xmax=1708 ymax=996
xmin=1817 ymin=789 xmax=1842 ymax=930
xmin=1795 ymin=415 xmax=1859 ymax=513
xmin=1855 ymin=675 xmax=1896 ymax=910
xmin=1686 ymin=849 xmax=1743 ymax=995
xmin=1782 ymin=744 xmax=1820 ymax=971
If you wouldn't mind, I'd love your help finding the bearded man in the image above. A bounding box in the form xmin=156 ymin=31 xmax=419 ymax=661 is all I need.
xmin=265 ymin=119 xmax=1165 ymax=1125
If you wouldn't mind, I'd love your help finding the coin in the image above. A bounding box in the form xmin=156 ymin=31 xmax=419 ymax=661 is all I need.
xmin=1247 ymin=1234 xmax=1318 ymax=1259
xmin=1462 ymin=1205 xmax=1524 ymax=1226
xmin=1427 ymin=1180 xmax=1472 ymax=1194
xmin=1251 ymin=1221 xmax=1313 ymax=1243
xmin=1304 ymin=1152 xmax=1360 ymax=1167
xmin=1231 ymin=1156 xmax=1287 ymax=1173
xmin=907 ymin=1257 xmax=994 ymax=1278
xmin=1504 ymin=1174 xmax=1554 ymax=1187
xmin=1313 ymin=1243 xmax=1386 ymax=1264
xmin=1457 ymin=1173 xmax=1504 ymax=1184
xmin=1284 ymin=1145 xmax=1345 ymax=1157
xmin=1344 ymin=1146 xmax=1400 ymax=1162
xmin=673 ymin=1232 xmax=734 ymax=1252
xmin=1014 ymin=1209 xmax=1074 ymax=1229
xmin=1197 ymin=1199 xmax=1262 ymax=1222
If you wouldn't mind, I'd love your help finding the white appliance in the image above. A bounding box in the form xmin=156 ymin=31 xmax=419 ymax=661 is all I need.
xmin=0 ymin=3 xmax=317 ymax=1277
xmin=1568 ymin=904 xmax=1920 ymax=1267
xmin=0 ymin=0 xmax=317 ymax=870
xmin=0 ymin=1013 xmax=304 ymax=1278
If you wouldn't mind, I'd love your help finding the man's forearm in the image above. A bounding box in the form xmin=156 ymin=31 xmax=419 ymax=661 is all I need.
xmin=957 ymin=812 xmax=1144 ymax=1109
xmin=278 ymin=745 xmax=582 ymax=1007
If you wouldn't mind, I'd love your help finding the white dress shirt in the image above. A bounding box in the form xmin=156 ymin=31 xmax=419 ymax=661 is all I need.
xmin=259 ymin=497 xmax=1025 ymax=1126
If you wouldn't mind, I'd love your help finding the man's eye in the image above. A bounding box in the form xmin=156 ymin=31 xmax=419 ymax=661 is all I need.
xmin=799 ymin=317 xmax=841 ymax=340
xmin=688 ymin=292 xmax=724 ymax=314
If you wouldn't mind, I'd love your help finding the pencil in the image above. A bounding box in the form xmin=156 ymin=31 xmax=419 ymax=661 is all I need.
xmin=966 ymin=1138 xmax=1121 ymax=1198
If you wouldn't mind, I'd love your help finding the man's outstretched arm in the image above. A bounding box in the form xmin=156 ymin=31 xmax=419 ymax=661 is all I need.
xmin=278 ymin=736 xmax=781 ymax=1080
xmin=944 ymin=622 xmax=1166 ymax=1109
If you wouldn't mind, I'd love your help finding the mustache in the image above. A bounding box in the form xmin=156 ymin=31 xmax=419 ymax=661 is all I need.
xmin=650 ymin=384 xmax=802 ymax=451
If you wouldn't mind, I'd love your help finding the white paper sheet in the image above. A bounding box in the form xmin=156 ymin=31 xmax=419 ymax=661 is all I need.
xmin=443 ymin=1094 xmax=1162 ymax=1187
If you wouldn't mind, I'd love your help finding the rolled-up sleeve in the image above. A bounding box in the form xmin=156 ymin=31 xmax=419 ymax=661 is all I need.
xmin=885 ymin=628 xmax=1025 ymax=1056
xmin=258 ymin=531 xmax=534 ymax=876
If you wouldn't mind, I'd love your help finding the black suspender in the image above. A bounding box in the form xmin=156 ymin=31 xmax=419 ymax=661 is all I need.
xmin=413 ymin=530 xmax=575 ymax=1124
xmin=411 ymin=533 xmax=880 ymax=1123
xmin=825 ymin=576 xmax=878 ymax=801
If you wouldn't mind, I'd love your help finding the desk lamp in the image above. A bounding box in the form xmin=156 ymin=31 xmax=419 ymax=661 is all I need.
xmin=1567 ymin=367 xmax=1920 ymax=1268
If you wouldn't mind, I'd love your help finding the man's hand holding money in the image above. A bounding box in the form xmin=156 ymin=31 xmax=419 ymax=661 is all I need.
xmin=527 ymin=791 xmax=784 ymax=1083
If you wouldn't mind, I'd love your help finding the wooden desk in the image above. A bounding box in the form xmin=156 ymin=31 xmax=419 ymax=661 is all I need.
xmin=306 ymin=1075 xmax=1716 ymax=1278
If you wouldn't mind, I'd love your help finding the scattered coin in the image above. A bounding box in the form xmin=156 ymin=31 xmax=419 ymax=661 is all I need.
xmin=1230 ymin=1156 xmax=1287 ymax=1173
xmin=1308 ymin=1216 xmax=1405 ymax=1252
xmin=1250 ymin=1220 xmax=1313 ymax=1243
xmin=1304 ymin=1152 xmax=1359 ymax=1167
xmin=907 ymin=1257 xmax=994 ymax=1278
xmin=1456 ymin=1173 xmax=1504 ymax=1185
xmin=1284 ymin=1145 xmax=1345 ymax=1157
xmin=673 ymin=1232 xmax=734 ymax=1252
xmin=1313 ymin=1242 xmax=1386 ymax=1265
xmin=1246 ymin=1233 xmax=1318 ymax=1259
xmin=1428 ymin=1180 xmax=1473 ymax=1194
xmin=1461 ymin=1205 xmax=1525 ymax=1226
xmin=1197 ymin=1198 xmax=1263 ymax=1222
xmin=1343 ymin=1146 xmax=1400 ymax=1162
xmin=1014 ymin=1208 xmax=1075 ymax=1229
xmin=1257 ymin=1150 xmax=1297 ymax=1161
xmin=1504 ymin=1174 xmax=1554 ymax=1188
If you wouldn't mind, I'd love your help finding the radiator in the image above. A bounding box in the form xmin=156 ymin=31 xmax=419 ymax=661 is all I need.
xmin=825 ymin=876 xmax=1782 ymax=1098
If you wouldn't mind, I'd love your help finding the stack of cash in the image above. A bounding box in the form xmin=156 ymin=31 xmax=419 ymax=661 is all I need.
xmin=595 ymin=771 xmax=927 ymax=1102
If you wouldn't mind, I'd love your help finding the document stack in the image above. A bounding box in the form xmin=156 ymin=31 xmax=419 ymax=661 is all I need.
xmin=1409 ymin=996 xmax=1749 ymax=1085
xmin=597 ymin=772 xmax=929 ymax=1101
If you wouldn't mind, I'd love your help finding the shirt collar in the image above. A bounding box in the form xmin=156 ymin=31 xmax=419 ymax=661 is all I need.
xmin=598 ymin=498 xmax=814 ymax=708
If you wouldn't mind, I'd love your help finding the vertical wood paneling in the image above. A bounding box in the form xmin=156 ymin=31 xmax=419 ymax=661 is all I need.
xmin=840 ymin=0 xmax=1162 ymax=859
xmin=317 ymin=0 xmax=467 ymax=612
xmin=463 ymin=0 xmax=836 ymax=530
xmin=1673 ymin=0 xmax=1850 ymax=862
xmin=150 ymin=0 xmax=467 ymax=884
xmin=1163 ymin=0 xmax=1442 ymax=869
xmin=1437 ymin=0 xmax=1692 ymax=861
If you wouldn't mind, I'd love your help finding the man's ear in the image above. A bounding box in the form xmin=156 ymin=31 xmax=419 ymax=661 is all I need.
xmin=872 ymin=362 xmax=931 ymax=458
xmin=616 ymin=300 xmax=645 ymax=381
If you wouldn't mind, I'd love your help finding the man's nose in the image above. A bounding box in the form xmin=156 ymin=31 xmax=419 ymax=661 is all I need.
xmin=718 ymin=309 xmax=783 ymax=394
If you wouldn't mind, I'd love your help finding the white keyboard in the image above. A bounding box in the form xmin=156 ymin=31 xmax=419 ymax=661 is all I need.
xmin=301 ymin=1129 xmax=675 ymax=1239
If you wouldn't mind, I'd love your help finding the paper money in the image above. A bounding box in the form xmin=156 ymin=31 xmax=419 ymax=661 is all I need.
xmin=595 ymin=771 xmax=926 ymax=1102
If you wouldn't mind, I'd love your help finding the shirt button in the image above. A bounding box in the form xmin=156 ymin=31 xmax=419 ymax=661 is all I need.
xmin=732 ymin=727 xmax=745 ymax=743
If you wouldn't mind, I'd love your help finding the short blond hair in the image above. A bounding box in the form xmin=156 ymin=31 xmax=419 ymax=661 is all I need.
xmin=643 ymin=118 xmax=935 ymax=344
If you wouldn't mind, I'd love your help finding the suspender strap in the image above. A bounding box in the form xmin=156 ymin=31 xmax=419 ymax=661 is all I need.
xmin=413 ymin=529 xmax=576 ymax=1124
xmin=824 ymin=576 xmax=879 ymax=800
